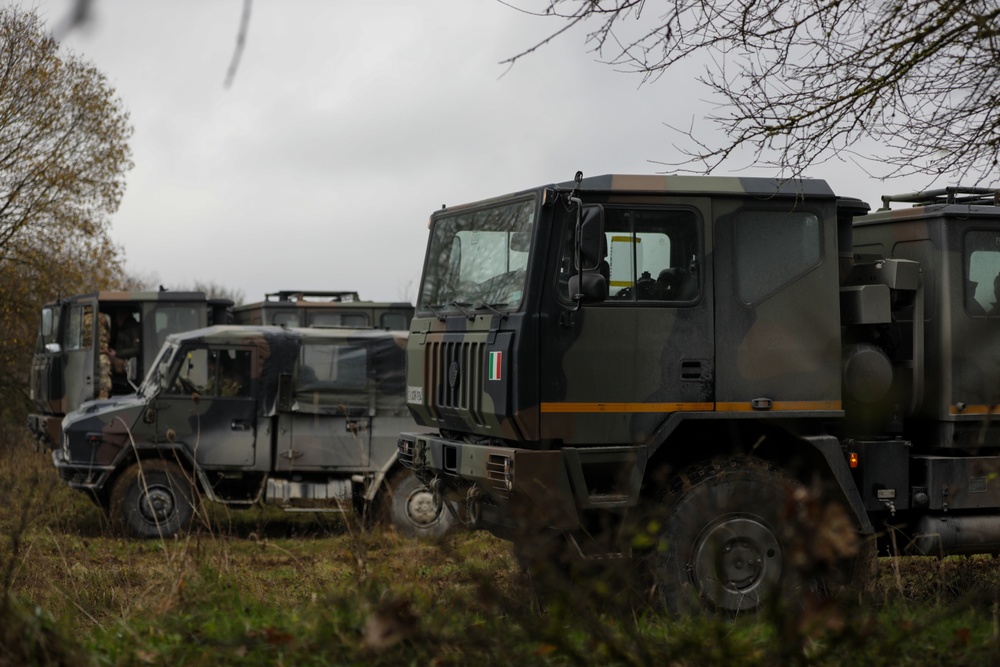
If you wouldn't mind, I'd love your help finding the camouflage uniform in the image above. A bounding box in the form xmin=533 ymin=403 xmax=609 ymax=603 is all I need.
xmin=97 ymin=313 xmax=112 ymax=399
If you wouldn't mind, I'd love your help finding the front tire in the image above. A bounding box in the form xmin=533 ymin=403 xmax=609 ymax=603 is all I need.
xmin=652 ymin=458 xmax=801 ymax=615
xmin=109 ymin=460 xmax=195 ymax=539
xmin=387 ymin=471 xmax=456 ymax=539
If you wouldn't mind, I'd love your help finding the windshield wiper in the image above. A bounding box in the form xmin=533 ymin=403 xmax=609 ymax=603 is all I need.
xmin=423 ymin=303 xmax=447 ymax=322
xmin=477 ymin=303 xmax=508 ymax=320
xmin=449 ymin=301 xmax=476 ymax=321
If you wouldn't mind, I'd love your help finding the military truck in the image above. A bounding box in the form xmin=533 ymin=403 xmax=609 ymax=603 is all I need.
xmin=232 ymin=291 xmax=414 ymax=330
xmin=53 ymin=325 xmax=453 ymax=539
xmin=28 ymin=291 xmax=232 ymax=449
xmin=397 ymin=173 xmax=1000 ymax=613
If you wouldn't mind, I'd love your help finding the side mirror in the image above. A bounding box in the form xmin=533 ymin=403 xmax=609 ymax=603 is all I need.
xmin=44 ymin=342 xmax=61 ymax=354
xmin=569 ymin=272 xmax=609 ymax=303
xmin=577 ymin=204 xmax=605 ymax=271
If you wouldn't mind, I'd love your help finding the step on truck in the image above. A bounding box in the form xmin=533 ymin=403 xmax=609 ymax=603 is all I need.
xmin=29 ymin=291 xmax=233 ymax=449
xmin=397 ymin=173 xmax=1000 ymax=613
xmin=53 ymin=325 xmax=454 ymax=539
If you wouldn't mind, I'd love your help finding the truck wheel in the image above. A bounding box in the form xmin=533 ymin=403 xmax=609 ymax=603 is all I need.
xmin=651 ymin=458 xmax=802 ymax=615
xmin=387 ymin=471 xmax=455 ymax=539
xmin=109 ymin=460 xmax=195 ymax=539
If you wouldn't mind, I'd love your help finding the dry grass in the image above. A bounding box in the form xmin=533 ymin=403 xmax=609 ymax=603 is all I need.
xmin=2 ymin=424 xmax=1000 ymax=666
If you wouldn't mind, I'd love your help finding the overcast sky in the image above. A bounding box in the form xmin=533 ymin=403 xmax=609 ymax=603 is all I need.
xmin=22 ymin=0 xmax=927 ymax=303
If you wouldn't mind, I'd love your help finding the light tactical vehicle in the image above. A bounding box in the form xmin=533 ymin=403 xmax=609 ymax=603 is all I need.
xmin=398 ymin=173 xmax=1000 ymax=612
xmin=53 ymin=325 xmax=452 ymax=539
xmin=29 ymin=291 xmax=233 ymax=449
xmin=232 ymin=291 xmax=414 ymax=330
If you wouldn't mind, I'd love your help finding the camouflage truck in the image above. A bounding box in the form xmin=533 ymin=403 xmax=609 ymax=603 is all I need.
xmin=232 ymin=290 xmax=414 ymax=330
xmin=397 ymin=173 xmax=1000 ymax=613
xmin=52 ymin=325 xmax=453 ymax=539
xmin=28 ymin=291 xmax=233 ymax=449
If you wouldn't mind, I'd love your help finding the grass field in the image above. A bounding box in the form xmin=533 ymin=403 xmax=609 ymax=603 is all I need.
xmin=2 ymin=424 xmax=999 ymax=666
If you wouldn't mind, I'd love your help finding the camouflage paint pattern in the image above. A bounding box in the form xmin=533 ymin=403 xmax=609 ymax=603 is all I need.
xmin=399 ymin=174 xmax=1000 ymax=555
xmin=28 ymin=291 xmax=233 ymax=448
xmin=53 ymin=325 xmax=414 ymax=507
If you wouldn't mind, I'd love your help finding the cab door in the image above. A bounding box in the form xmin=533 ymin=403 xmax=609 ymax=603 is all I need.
xmin=275 ymin=341 xmax=372 ymax=471
xmin=539 ymin=199 xmax=714 ymax=445
xmin=63 ymin=299 xmax=101 ymax=412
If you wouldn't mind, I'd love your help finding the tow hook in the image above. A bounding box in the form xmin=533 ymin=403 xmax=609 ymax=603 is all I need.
xmin=466 ymin=485 xmax=484 ymax=528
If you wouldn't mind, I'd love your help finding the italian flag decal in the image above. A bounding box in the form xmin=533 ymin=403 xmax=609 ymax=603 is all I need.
xmin=488 ymin=351 xmax=502 ymax=381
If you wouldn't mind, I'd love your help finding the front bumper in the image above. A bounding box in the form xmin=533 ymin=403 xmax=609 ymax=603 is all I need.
xmin=51 ymin=448 xmax=114 ymax=491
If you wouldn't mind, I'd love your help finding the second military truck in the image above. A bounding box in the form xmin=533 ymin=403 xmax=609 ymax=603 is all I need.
xmin=54 ymin=325 xmax=453 ymax=538
xmin=399 ymin=173 xmax=1000 ymax=613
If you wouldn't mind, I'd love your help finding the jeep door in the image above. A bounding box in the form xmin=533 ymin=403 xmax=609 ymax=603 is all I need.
xmin=154 ymin=346 xmax=257 ymax=467
xmin=275 ymin=341 xmax=372 ymax=471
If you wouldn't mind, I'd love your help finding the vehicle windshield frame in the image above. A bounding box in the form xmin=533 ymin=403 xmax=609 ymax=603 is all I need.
xmin=418 ymin=196 xmax=536 ymax=315
xmin=139 ymin=341 xmax=178 ymax=398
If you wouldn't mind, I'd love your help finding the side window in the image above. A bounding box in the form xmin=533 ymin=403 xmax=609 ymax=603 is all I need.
xmin=169 ymin=348 xmax=251 ymax=397
xmin=65 ymin=305 xmax=94 ymax=351
xmin=296 ymin=344 xmax=368 ymax=391
xmin=734 ymin=210 xmax=821 ymax=306
xmin=604 ymin=208 xmax=701 ymax=302
xmin=153 ymin=306 xmax=202 ymax=354
xmin=965 ymin=231 xmax=1000 ymax=316
xmin=309 ymin=312 xmax=369 ymax=328
xmin=379 ymin=312 xmax=408 ymax=330
xmin=271 ymin=312 xmax=300 ymax=327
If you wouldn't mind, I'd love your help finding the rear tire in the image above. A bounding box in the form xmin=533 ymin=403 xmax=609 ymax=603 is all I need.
xmin=109 ymin=460 xmax=195 ymax=539
xmin=387 ymin=471 xmax=456 ymax=539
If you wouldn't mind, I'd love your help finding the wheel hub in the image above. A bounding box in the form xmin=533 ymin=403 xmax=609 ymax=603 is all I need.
xmin=692 ymin=516 xmax=782 ymax=612
xmin=405 ymin=487 xmax=441 ymax=526
xmin=139 ymin=486 xmax=176 ymax=523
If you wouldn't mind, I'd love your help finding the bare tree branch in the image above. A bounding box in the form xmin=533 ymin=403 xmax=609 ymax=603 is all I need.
xmin=503 ymin=0 xmax=1000 ymax=182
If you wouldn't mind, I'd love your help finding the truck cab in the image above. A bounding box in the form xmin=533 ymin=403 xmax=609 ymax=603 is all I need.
xmin=28 ymin=291 xmax=232 ymax=448
xmin=398 ymin=174 xmax=1000 ymax=614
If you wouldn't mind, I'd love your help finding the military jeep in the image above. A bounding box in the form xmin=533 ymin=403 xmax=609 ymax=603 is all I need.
xmin=53 ymin=325 xmax=452 ymax=538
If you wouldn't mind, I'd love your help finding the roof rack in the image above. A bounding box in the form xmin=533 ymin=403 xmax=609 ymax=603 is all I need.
xmin=264 ymin=291 xmax=361 ymax=303
xmin=879 ymin=187 xmax=1000 ymax=211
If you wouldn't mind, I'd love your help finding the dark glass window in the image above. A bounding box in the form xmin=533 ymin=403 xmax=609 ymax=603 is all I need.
xmin=734 ymin=210 xmax=821 ymax=306
xmin=965 ymin=230 xmax=1000 ymax=316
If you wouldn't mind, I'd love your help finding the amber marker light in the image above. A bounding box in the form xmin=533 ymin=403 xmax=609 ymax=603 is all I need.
xmin=849 ymin=452 xmax=859 ymax=469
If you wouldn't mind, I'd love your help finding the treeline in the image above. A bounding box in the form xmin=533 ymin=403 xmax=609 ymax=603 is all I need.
xmin=0 ymin=8 xmax=134 ymax=424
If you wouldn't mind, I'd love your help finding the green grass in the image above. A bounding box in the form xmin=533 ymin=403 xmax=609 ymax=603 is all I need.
xmin=2 ymin=424 xmax=1000 ymax=666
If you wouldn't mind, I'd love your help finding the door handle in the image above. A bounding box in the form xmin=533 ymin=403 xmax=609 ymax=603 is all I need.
xmin=231 ymin=420 xmax=252 ymax=432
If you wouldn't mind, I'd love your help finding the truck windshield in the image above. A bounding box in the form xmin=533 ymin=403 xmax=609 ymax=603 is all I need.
xmin=139 ymin=342 xmax=178 ymax=397
xmin=419 ymin=198 xmax=535 ymax=313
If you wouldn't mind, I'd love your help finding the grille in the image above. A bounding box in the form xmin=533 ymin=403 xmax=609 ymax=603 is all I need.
xmin=426 ymin=339 xmax=486 ymax=425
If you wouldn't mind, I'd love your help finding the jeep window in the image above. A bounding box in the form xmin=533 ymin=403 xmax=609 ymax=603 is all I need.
xmin=734 ymin=210 xmax=821 ymax=306
xmin=965 ymin=230 xmax=1000 ymax=316
xmin=380 ymin=312 xmax=408 ymax=330
xmin=296 ymin=343 xmax=367 ymax=391
xmin=309 ymin=312 xmax=368 ymax=328
xmin=167 ymin=347 xmax=252 ymax=397
xmin=143 ymin=342 xmax=178 ymax=397
xmin=420 ymin=198 xmax=535 ymax=313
